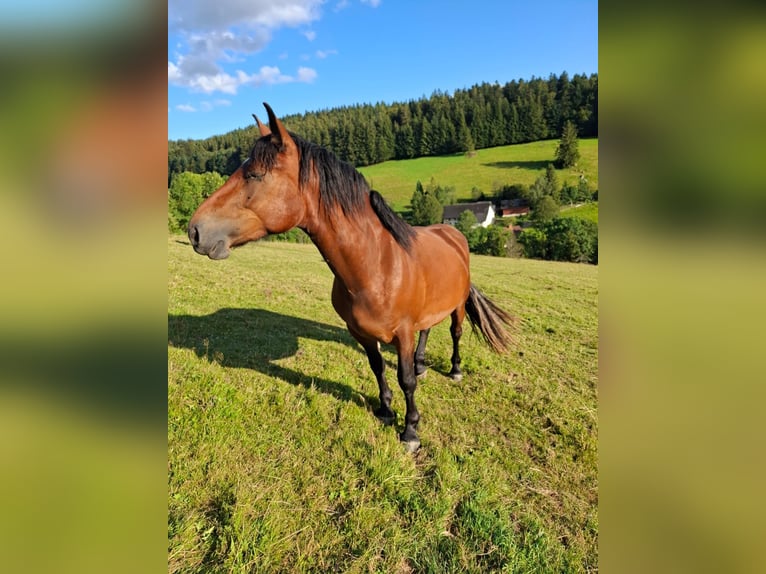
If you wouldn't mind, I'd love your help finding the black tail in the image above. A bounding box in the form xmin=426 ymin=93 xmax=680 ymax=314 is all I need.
xmin=465 ymin=284 xmax=514 ymax=353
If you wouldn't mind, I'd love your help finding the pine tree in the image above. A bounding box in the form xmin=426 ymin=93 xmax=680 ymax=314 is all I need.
xmin=555 ymin=120 xmax=580 ymax=168
xmin=456 ymin=111 xmax=475 ymax=153
xmin=544 ymin=163 xmax=559 ymax=200
xmin=410 ymin=181 xmax=444 ymax=225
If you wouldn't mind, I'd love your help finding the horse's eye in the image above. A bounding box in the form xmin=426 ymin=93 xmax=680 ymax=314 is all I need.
xmin=245 ymin=172 xmax=264 ymax=182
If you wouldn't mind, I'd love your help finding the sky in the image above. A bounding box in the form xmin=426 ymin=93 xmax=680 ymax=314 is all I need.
xmin=168 ymin=0 xmax=598 ymax=141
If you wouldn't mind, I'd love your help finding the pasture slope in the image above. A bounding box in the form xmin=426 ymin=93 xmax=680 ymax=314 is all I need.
xmin=357 ymin=138 xmax=598 ymax=211
xmin=168 ymin=237 xmax=598 ymax=573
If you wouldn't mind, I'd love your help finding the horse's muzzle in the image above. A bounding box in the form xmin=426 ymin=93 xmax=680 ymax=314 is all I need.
xmin=188 ymin=222 xmax=200 ymax=248
xmin=188 ymin=222 xmax=230 ymax=260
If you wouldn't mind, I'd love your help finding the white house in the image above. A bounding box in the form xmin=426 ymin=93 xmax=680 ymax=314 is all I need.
xmin=442 ymin=201 xmax=496 ymax=228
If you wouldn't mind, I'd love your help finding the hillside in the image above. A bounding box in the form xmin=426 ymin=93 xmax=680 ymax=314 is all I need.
xmin=358 ymin=138 xmax=598 ymax=211
xmin=560 ymin=201 xmax=599 ymax=224
xmin=168 ymin=237 xmax=598 ymax=572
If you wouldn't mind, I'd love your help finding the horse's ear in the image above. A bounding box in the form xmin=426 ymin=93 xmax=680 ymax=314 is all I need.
xmin=252 ymin=114 xmax=271 ymax=137
xmin=263 ymin=102 xmax=293 ymax=151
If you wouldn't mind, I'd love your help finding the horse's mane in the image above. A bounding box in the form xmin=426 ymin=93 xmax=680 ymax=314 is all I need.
xmin=251 ymin=133 xmax=416 ymax=251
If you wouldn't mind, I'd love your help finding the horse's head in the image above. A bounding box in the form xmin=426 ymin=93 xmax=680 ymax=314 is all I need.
xmin=188 ymin=103 xmax=304 ymax=259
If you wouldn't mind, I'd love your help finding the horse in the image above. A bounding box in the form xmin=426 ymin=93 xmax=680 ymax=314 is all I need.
xmin=188 ymin=103 xmax=513 ymax=451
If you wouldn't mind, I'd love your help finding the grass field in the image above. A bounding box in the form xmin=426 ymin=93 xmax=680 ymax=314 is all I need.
xmin=358 ymin=138 xmax=598 ymax=211
xmin=168 ymin=236 xmax=598 ymax=573
xmin=559 ymin=202 xmax=599 ymax=224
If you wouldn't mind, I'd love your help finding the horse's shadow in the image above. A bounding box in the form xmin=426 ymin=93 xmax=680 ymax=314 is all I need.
xmin=168 ymin=308 xmax=378 ymax=409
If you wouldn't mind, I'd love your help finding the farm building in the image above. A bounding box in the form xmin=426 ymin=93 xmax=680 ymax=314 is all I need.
xmin=442 ymin=201 xmax=495 ymax=228
xmin=499 ymin=206 xmax=530 ymax=217
xmin=498 ymin=198 xmax=530 ymax=218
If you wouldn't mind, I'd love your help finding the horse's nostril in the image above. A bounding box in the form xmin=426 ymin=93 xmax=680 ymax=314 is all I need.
xmin=189 ymin=223 xmax=200 ymax=246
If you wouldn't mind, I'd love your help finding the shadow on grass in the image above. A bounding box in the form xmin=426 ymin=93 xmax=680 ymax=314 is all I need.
xmin=483 ymin=160 xmax=550 ymax=170
xmin=168 ymin=308 xmax=378 ymax=409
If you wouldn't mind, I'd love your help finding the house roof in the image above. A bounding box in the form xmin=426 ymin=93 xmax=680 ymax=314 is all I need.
xmin=501 ymin=206 xmax=530 ymax=216
xmin=499 ymin=198 xmax=527 ymax=209
xmin=442 ymin=201 xmax=494 ymax=221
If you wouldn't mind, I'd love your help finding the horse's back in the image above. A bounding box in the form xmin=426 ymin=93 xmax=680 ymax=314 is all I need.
xmin=401 ymin=224 xmax=470 ymax=330
xmin=416 ymin=224 xmax=470 ymax=267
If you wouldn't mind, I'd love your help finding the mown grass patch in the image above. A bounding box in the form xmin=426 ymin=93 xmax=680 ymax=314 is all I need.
xmin=169 ymin=236 xmax=598 ymax=573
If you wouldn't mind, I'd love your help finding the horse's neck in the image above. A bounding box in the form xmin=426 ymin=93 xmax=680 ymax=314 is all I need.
xmin=304 ymin=202 xmax=393 ymax=292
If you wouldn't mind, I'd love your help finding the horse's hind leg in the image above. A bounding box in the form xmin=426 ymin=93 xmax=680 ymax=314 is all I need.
xmin=414 ymin=328 xmax=430 ymax=379
xmin=449 ymin=305 xmax=465 ymax=381
xmin=350 ymin=328 xmax=395 ymax=423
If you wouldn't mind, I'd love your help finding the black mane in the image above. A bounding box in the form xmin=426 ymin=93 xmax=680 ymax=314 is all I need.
xmin=251 ymin=133 xmax=416 ymax=251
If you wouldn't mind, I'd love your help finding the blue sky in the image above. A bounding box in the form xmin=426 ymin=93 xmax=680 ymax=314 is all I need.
xmin=168 ymin=0 xmax=598 ymax=141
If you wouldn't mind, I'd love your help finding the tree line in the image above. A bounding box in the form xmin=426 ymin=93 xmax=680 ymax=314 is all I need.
xmin=168 ymin=71 xmax=597 ymax=184
xmin=169 ymin=124 xmax=598 ymax=264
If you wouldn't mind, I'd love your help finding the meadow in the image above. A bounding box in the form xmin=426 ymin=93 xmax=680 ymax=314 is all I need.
xmin=168 ymin=236 xmax=598 ymax=573
xmin=559 ymin=202 xmax=599 ymax=224
xmin=358 ymin=138 xmax=598 ymax=211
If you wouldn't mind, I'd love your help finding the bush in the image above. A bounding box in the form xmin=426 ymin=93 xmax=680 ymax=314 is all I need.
xmin=168 ymin=171 xmax=226 ymax=233
xmin=474 ymin=225 xmax=511 ymax=257
xmin=519 ymin=217 xmax=597 ymax=264
xmin=544 ymin=217 xmax=597 ymax=263
xmin=518 ymin=227 xmax=548 ymax=259
xmin=265 ymin=228 xmax=312 ymax=244
xmin=410 ymin=180 xmax=445 ymax=225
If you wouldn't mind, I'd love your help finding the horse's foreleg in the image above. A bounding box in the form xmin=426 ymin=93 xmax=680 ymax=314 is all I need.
xmin=351 ymin=329 xmax=395 ymax=423
xmin=395 ymin=330 xmax=420 ymax=452
xmin=414 ymin=328 xmax=430 ymax=379
xmin=449 ymin=306 xmax=465 ymax=381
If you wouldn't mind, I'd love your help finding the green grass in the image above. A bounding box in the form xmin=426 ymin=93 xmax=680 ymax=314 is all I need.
xmin=358 ymin=138 xmax=598 ymax=211
xmin=559 ymin=202 xmax=599 ymax=224
xmin=168 ymin=236 xmax=598 ymax=573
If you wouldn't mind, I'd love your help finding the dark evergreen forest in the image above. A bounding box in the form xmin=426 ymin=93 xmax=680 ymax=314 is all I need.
xmin=168 ymin=72 xmax=597 ymax=185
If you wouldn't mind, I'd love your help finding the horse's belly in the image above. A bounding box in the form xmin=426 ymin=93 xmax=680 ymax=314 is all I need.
xmin=332 ymin=278 xmax=397 ymax=343
xmin=413 ymin=307 xmax=453 ymax=332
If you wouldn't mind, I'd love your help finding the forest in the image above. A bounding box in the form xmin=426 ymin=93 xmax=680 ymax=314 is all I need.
xmin=168 ymin=72 xmax=597 ymax=184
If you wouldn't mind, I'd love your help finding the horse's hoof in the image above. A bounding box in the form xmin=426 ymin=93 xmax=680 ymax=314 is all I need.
xmin=449 ymin=372 xmax=463 ymax=381
xmin=402 ymin=438 xmax=421 ymax=453
xmin=399 ymin=429 xmax=420 ymax=453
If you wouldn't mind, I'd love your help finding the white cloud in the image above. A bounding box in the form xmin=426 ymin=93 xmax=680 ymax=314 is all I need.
xmin=316 ymin=49 xmax=338 ymax=59
xmin=190 ymin=72 xmax=242 ymax=94
xmin=254 ymin=66 xmax=291 ymax=85
xmin=168 ymin=62 xmax=181 ymax=82
xmin=169 ymin=0 xmax=323 ymax=33
xmin=296 ymin=67 xmax=318 ymax=83
xmin=247 ymin=66 xmax=318 ymax=86
xmin=176 ymin=104 xmax=197 ymax=112
xmin=168 ymin=0 xmax=325 ymax=95
xmin=360 ymin=0 xmax=381 ymax=7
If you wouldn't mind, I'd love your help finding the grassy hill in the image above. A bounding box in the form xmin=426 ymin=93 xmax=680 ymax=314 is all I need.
xmin=358 ymin=138 xmax=598 ymax=211
xmin=168 ymin=237 xmax=598 ymax=572
xmin=560 ymin=202 xmax=599 ymax=224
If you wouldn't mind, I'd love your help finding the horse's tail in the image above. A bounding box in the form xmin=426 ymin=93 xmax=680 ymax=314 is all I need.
xmin=465 ymin=284 xmax=514 ymax=353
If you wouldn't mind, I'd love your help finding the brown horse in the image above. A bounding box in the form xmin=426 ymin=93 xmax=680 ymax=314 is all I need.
xmin=188 ymin=103 xmax=513 ymax=451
